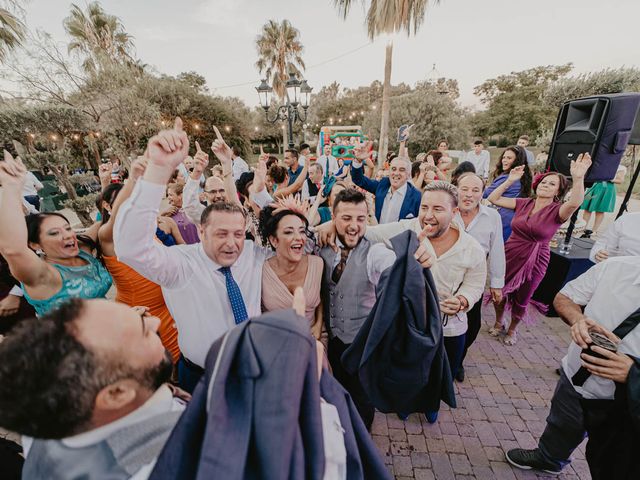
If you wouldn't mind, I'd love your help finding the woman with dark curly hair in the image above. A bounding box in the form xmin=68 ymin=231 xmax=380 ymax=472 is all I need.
xmin=486 ymin=154 xmax=591 ymax=345
xmin=259 ymin=198 xmax=325 ymax=343
xmin=483 ymin=146 xmax=533 ymax=241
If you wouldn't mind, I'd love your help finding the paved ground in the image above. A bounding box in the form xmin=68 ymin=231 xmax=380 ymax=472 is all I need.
xmin=372 ymin=304 xmax=590 ymax=479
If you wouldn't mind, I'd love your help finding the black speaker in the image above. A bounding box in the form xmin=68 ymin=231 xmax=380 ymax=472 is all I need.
xmin=629 ymin=108 xmax=640 ymax=145
xmin=547 ymin=93 xmax=640 ymax=182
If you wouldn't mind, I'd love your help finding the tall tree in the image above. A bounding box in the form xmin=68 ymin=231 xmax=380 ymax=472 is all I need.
xmin=63 ymin=1 xmax=135 ymax=73
xmin=333 ymin=0 xmax=439 ymax=166
xmin=471 ymin=64 xmax=573 ymax=143
xmin=255 ymin=19 xmax=305 ymax=147
xmin=0 ymin=1 xmax=26 ymax=63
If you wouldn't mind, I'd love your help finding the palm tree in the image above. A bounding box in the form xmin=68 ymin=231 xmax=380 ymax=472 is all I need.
xmin=63 ymin=1 xmax=135 ymax=73
xmin=255 ymin=19 xmax=306 ymax=101
xmin=0 ymin=5 xmax=26 ymax=64
xmin=255 ymin=19 xmax=305 ymax=148
xmin=334 ymin=0 xmax=439 ymax=165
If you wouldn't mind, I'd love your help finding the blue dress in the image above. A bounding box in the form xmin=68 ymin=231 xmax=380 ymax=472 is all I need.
xmin=22 ymin=249 xmax=113 ymax=316
xmin=483 ymin=174 xmax=522 ymax=241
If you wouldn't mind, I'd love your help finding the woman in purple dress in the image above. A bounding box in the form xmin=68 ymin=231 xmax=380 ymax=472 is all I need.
xmin=486 ymin=154 xmax=592 ymax=345
xmin=164 ymin=182 xmax=200 ymax=244
xmin=483 ymin=146 xmax=532 ymax=241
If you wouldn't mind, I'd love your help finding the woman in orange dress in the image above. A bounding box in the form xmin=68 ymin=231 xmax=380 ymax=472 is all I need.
xmin=97 ymin=158 xmax=180 ymax=362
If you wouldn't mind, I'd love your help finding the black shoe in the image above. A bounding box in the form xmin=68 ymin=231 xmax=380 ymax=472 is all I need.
xmin=455 ymin=366 xmax=465 ymax=382
xmin=505 ymin=448 xmax=562 ymax=475
xmin=580 ymin=229 xmax=593 ymax=239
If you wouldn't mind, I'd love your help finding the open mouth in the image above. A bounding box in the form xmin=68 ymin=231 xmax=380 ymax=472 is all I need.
xmin=290 ymin=243 xmax=304 ymax=254
xmin=63 ymin=240 xmax=77 ymax=250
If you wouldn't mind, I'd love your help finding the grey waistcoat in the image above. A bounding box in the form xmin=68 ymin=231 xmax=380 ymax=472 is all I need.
xmin=320 ymin=238 xmax=377 ymax=344
xmin=23 ymin=410 xmax=181 ymax=480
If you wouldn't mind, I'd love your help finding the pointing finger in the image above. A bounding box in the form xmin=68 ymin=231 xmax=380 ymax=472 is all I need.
xmin=174 ymin=117 xmax=183 ymax=132
xmin=213 ymin=126 xmax=223 ymax=142
xmin=195 ymin=141 xmax=202 ymax=152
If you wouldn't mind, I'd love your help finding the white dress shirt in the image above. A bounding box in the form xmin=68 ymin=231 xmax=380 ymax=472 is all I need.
xmin=454 ymin=204 xmax=506 ymax=289
xmin=590 ymin=212 xmax=640 ymax=262
xmin=560 ymin=256 xmax=640 ymax=400
xmin=23 ymin=171 xmax=43 ymax=196
xmin=232 ymin=156 xmax=249 ymax=180
xmin=464 ymin=150 xmax=491 ymax=179
xmin=114 ymin=180 xmax=268 ymax=366
xmin=365 ymin=219 xmax=487 ymax=336
xmin=182 ymin=177 xmax=205 ymax=225
xmin=316 ymin=155 xmax=340 ymax=176
xmin=379 ymin=183 xmax=407 ymax=224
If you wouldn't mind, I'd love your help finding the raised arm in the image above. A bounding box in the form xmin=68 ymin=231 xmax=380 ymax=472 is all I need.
xmin=487 ymin=166 xmax=524 ymax=210
xmin=350 ymin=141 xmax=380 ymax=194
xmin=114 ymin=118 xmax=193 ymax=288
xmin=182 ymin=141 xmax=208 ymax=225
xmin=210 ymin=127 xmax=242 ymax=207
xmin=99 ymin=156 xmax=147 ymax=251
xmin=0 ymin=151 xmax=52 ymax=287
xmin=558 ymin=153 xmax=591 ymax=222
xmin=273 ymin=159 xmax=309 ymax=199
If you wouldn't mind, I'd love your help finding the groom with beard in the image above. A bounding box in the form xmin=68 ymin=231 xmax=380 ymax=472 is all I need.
xmin=319 ymin=188 xmax=433 ymax=430
xmin=0 ymin=298 xmax=183 ymax=480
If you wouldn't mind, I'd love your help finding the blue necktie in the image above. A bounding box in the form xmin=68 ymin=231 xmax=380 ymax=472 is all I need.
xmin=219 ymin=267 xmax=248 ymax=324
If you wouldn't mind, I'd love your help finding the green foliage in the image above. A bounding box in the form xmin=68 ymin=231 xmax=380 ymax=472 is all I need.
xmin=543 ymin=67 xmax=640 ymax=108
xmin=255 ymin=19 xmax=305 ymax=100
xmin=0 ymin=3 xmax=26 ymax=63
xmin=471 ymin=64 xmax=573 ymax=143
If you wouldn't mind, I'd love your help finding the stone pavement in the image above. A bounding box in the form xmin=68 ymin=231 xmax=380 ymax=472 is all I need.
xmin=372 ymin=304 xmax=591 ymax=480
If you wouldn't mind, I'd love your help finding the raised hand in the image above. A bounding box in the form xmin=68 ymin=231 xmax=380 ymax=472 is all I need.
xmin=0 ymin=150 xmax=28 ymax=189
xmin=192 ymin=141 xmax=209 ymax=179
xmin=146 ymin=117 xmax=190 ymax=171
xmin=250 ymin=159 xmax=267 ymax=193
xmin=414 ymin=227 xmax=434 ymax=268
xmin=570 ymin=153 xmax=592 ymax=179
xmin=130 ymin=156 xmax=148 ymax=181
xmin=211 ymin=126 xmax=233 ymax=167
xmin=353 ymin=140 xmax=373 ymax=161
xmin=426 ymin=155 xmax=436 ymax=167
xmin=507 ymin=165 xmax=526 ymax=182
xmin=98 ymin=162 xmax=112 ymax=184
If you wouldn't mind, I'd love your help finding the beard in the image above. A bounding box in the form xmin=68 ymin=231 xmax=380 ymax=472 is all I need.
xmin=133 ymin=350 xmax=174 ymax=391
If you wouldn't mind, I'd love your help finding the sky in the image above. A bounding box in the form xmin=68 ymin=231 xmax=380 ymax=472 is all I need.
xmin=20 ymin=0 xmax=640 ymax=110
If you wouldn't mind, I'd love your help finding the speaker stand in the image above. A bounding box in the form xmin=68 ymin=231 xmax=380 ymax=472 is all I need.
xmin=562 ymin=209 xmax=580 ymax=252
xmin=617 ymin=145 xmax=639 ymax=219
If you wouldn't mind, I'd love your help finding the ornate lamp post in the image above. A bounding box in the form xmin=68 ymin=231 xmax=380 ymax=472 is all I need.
xmin=256 ymin=73 xmax=313 ymax=149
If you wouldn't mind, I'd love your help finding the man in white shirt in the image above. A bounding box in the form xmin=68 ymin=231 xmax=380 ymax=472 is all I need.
xmin=517 ymin=135 xmax=536 ymax=167
xmin=454 ymin=173 xmax=505 ymax=382
xmin=464 ymin=140 xmax=491 ymax=180
xmin=114 ymin=120 xmax=269 ymax=391
xmin=301 ymin=162 xmax=324 ymax=203
xmin=0 ymin=298 xmax=184 ymax=480
xmin=297 ymin=143 xmax=311 ymax=167
xmin=231 ymin=146 xmax=249 ymax=181
xmin=589 ymin=211 xmax=640 ymax=263
xmin=23 ymin=170 xmax=43 ymax=211
xmin=182 ymin=142 xmax=233 ymax=225
xmin=506 ymin=256 xmax=640 ymax=475
xmin=364 ymin=182 xmax=486 ymax=396
xmin=316 ymin=144 xmax=340 ymax=179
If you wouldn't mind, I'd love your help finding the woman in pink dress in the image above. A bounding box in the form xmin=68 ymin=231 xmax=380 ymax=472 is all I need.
xmin=486 ymin=154 xmax=592 ymax=345
xmin=259 ymin=198 xmax=325 ymax=344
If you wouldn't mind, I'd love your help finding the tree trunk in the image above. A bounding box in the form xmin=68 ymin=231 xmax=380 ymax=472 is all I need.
xmin=378 ymin=42 xmax=393 ymax=168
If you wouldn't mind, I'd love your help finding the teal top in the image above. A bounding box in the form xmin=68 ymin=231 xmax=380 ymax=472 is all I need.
xmin=22 ymin=250 xmax=113 ymax=316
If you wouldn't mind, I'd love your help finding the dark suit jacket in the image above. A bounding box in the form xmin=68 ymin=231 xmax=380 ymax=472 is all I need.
xmin=350 ymin=164 xmax=421 ymax=222
xmin=150 ymin=309 xmax=390 ymax=480
xmin=342 ymin=230 xmax=457 ymax=414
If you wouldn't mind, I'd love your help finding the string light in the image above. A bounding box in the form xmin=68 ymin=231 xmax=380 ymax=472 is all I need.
xmin=254 ymin=126 xmax=260 ymax=132
xmin=133 ymin=121 xmax=139 ymax=126
xmin=50 ymin=134 xmax=57 ymax=141
xmin=94 ymin=132 xmax=101 ymax=138
xmin=161 ymin=120 xmax=167 ymax=126
xmin=194 ymin=124 xmax=200 ymax=130
xmin=73 ymin=134 xmax=80 ymax=140
xmin=224 ymin=126 xmax=231 ymax=132
xmin=29 ymin=133 xmax=35 ymax=139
